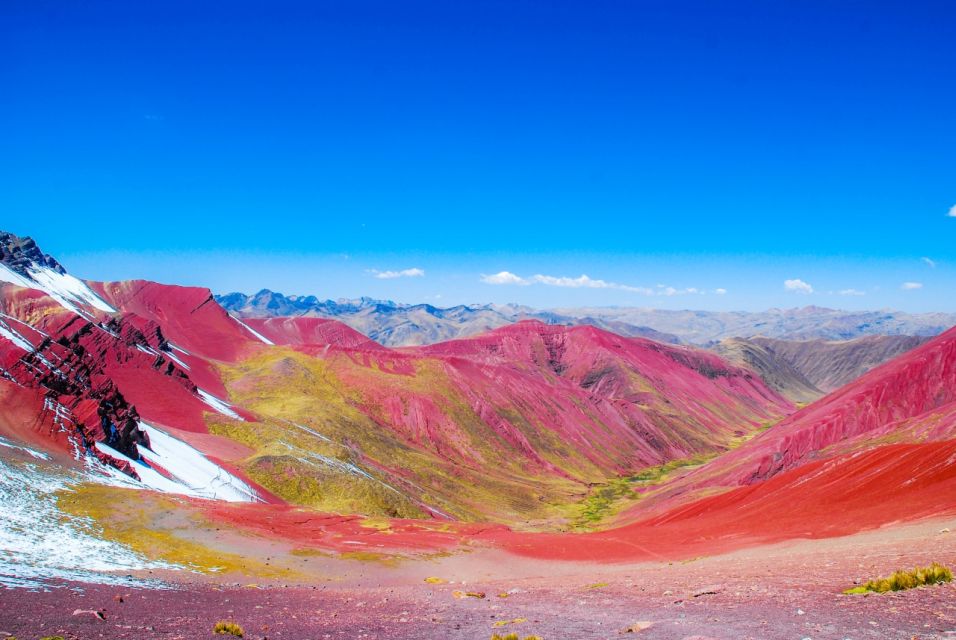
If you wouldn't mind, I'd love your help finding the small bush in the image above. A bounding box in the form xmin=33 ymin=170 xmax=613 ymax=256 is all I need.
xmin=845 ymin=562 xmax=953 ymax=594
xmin=213 ymin=620 xmax=244 ymax=637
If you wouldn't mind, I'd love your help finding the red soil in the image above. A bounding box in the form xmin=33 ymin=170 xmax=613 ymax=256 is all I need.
xmin=245 ymin=316 xmax=386 ymax=350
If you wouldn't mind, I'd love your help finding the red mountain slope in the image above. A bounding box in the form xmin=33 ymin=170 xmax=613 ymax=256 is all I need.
xmin=244 ymin=316 xmax=385 ymax=351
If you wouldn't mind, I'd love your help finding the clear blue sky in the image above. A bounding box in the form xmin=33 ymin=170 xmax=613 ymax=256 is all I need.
xmin=2 ymin=1 xmax=955 ymax=311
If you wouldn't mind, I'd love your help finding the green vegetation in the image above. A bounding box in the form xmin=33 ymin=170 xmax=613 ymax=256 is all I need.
xmin=572 ymin=454 xmax=715 ymax=529
xmin=490 ymin=634 xmax=542 ymax=640
xmin=213 ymin=620 xmax=244 ymax=637
xmin=492 ymin=618 xmax=528 ymax=627
xmin=213 ymin=348 xmax=595 ymax=527
xmin=844 ymin=562 xmax=953 ymax=594
xmin=573 ymin=478 xmax=640 ymax=527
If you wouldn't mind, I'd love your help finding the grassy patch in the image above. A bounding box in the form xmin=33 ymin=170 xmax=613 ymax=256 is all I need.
xmin=573 ymin=478 xmax=639 ymax=527
xmin=492 ymin=618 xmax=528 ymax=627
xmin=490 ymin=634 xmax=542 ymax=640
xmin=572 ymin=454 xmax=715 ymax=529
xmin=56 ymin=484 xmax=297 ymax=578
xmin=844 ymin=562 xmax=953 ymax=594
xmin=213 ymin=620 xmax=244 ymax=637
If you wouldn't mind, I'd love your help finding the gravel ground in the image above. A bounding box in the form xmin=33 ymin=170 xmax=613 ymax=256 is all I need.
xmin=3 ymin=518 xmax=956 ymax=640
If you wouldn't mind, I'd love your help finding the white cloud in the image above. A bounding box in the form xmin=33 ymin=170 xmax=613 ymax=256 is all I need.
xmin=784 ymin=278 xmax=814 ymax=294
xmin=922 ymin=257 xmax=937 ymax=268
xmin=838 ymin=288 xmax=865 ymax=296
xmin=714 ymin=288 xmax=727 ymax=295
xmin=369 ymin=268 xmax=425 ymax=279
xmin=948 ymin=204 xmax=956 ymax=217
xmin=479 ymin=271 xmax=712 ymax=296
xmin=659 ymin=286 xmax=701 ymax=296
xmin=901 ymin=281 xmax=923 ymax=290
xmin=530 ymin=274 xmax=654 ymax=294
xmin=480 ymin=271 xmax=530 ymax=285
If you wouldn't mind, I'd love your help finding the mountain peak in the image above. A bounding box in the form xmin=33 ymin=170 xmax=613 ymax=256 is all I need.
xmin=0 ymin=230 xmax=66 ymax=276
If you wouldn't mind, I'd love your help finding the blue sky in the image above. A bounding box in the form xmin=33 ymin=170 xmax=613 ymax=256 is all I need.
xmin=2 ymin=1 xmax=955 ymax=311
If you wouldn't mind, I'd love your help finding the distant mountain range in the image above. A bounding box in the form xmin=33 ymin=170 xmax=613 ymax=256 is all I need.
xmin=218 ymin=289 xmax=956 ymax=347
xmin=216 ymin=289 xmax=682 ymax=347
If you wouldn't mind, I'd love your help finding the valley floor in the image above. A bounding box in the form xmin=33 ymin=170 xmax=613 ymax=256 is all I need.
xmin=3 ymin=517 xmax=956 ymax=640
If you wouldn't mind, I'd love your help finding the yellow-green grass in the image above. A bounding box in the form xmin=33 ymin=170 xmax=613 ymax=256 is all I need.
xmin=212 ymin=346 xmax=778 ymax=530
xmin=213 ymin=621 xmax=244 ymax=637
xmin=56 ymin=484 xmax=299 ymax=578
xmin=212 ymin=349 xmax=603 ymax=527
xmin=490 ymin=634 xmax=542 ymax=640
xmin=571 ymin=453 xmax=717 ymax=529
xmin=844 ymin=563 xmax=953 ymax=594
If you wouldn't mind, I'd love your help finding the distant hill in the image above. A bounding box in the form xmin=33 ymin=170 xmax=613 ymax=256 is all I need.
xmin=218 ymin=290 xmax=956 ymax=347
xmin=216 ymin=289 xmax=681 ymax=346
xmin=747 ymin=335 xmax=930 ymax=392
xmin=713 ymin=334 xmax=929 ymax=402
xmin=712 ymin=338 xmax=823 ymax=403
xmin=550 ymin=305 xmax=956 ymax=344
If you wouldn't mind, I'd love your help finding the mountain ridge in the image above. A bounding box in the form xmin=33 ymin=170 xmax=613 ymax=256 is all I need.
xmin=218 ymin=288 xmax=955 ymax=347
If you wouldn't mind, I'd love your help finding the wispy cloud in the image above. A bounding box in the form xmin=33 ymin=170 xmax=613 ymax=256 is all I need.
xmin=901 ymin=281 xmax=923 ymax=290
xmin=921 ymin=257 xmax=937 ymax=268
xmin=714 ymin=288 xmax=727 ymax=295
xmin=656 ymin=284 xmax=701 ymax=296
xmin=949 ymin=204 xmax=956 ymax=217
xmin=480 ymin=271 xmax=713 ymax=296
xmin=368 ymin=268 xmax=425 ymax=279
xmin=838 ymin=288 xmax=865 ymax=296
xmin=784 ymin=278 xmax=814 ymax=294
xmin=480 ymin=271 xmax=531 ymax=285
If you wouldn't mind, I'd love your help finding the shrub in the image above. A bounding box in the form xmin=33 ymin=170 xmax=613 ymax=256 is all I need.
xmin=845 ymin=562 xmax=953 ymax=594
xmin=213 ymin=620 xmax=244 ymax=637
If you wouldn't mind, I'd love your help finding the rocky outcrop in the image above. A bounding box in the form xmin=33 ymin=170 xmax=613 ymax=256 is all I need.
xmin=0 ymin=231 xmax=66 ymax=275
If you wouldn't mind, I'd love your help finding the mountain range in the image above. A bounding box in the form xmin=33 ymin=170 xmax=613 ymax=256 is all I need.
xmin=2 ymin=228 xmax=956 ymax=602
xmin=218 ymin=288 xmax=956 ymax=347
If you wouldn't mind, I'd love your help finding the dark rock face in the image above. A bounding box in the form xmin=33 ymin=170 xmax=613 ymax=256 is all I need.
xmin=0 ymin=231 xmax=66 ymax=275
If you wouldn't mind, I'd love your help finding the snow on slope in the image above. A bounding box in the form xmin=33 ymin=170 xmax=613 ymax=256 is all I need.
xmin=96 ymin=422 xmax=259 ymax=502
xmin=197 ymin=389 xmax=243 ymax=420
xmin=0 ymin=456 xmax=171 ymax=590
xmin=229 ymin=313 xmax=275 ymax=345
xmin=0 ymin=262 xmax=115 ymax=316
xmin=0 ymin=314 xmax=34 ymax=351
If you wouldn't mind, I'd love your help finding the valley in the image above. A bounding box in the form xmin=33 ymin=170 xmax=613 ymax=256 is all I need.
xmin=1 ymin=230 xmax=955 ymax=639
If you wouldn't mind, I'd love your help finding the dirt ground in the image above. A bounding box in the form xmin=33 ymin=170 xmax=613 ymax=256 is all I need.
xmin=3 ymin=517 xmax=956 ymax=640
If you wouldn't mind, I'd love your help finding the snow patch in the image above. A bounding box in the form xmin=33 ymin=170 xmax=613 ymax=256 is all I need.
xmin=95 ymin=423 xmax=260 ymax=502
xmin=0 ymin=457 xmax=171 ymax=590
xmin=289 ymin=421 xmax=333 ymax=443
xmin=0 ymin=316 xmax=33 ymax=351
xmin=0 ymin=262 xmax=115 ymax=315
xmin=162 ymin=347 xmax=191 ymax=370
xmin=0 ymin=435 xmax=49 ymax=460
xmin=197 ymin=389 xmax=243 ymax=420
xmin=229 ymin=313 xmax=275 ymax=345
